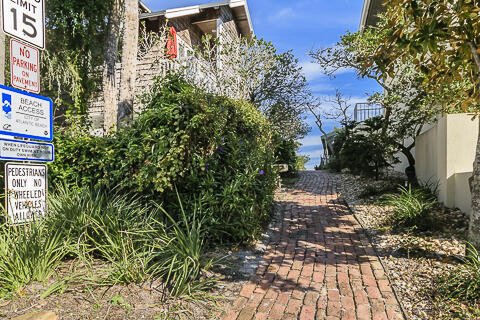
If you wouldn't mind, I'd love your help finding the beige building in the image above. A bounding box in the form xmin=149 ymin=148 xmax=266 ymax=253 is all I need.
xmin=89 ymin=0 xmax=253 ymax=134
xmin=361 ymin=0 xmax=478 ymax=215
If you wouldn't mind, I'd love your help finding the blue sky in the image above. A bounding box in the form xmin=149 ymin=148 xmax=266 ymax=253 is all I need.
xmin=144 ymin=0 xmax=380 ymax=169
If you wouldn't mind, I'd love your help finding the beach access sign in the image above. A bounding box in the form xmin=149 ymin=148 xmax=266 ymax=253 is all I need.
xmin=5 ymin=163 xmax=47 ymax=224
xmin=1 ymin=0 xmax=45 ymax=49
xmin=0 ymin=84 xmax=53 ymax=141
xmin=0 ymin=138 xmax=53 ymax=162
xmin=10 ymin=39 xmax=40 ymax=93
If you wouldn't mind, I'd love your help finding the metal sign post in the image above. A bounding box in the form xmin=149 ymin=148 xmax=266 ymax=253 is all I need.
xmin=1 ymin=0 xmax=52 ymax=225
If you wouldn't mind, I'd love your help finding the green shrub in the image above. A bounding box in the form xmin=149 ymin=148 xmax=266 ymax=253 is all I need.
xmin=274 ymin=139 xmax=299 ymax=176
xmin=385 ymin=185 xmax=436 ymax=229
xmin=49 ymin=76 xmax=277 ymax=244
xmin=438 ymin=244 xmax=480 ymax=302
xmin=0 ymin=76 xmax=278 ymax=298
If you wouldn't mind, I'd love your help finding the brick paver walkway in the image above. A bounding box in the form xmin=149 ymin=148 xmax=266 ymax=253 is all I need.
xmin=223 ymin=171 xmax=404 ymax=320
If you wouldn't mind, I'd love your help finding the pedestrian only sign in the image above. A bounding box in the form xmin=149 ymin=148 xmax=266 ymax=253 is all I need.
xmin=0 ymin=84 xmax=53 ymax=141
xmin=5 ymin=163 xmax=48 ymax=224
xmin=1 ymin=0 xmax=45 ymax=49
xmin=10 ymin=39 xmax=40 ymax=93
xmin=0 ymin=138 xmax=53 ymax=162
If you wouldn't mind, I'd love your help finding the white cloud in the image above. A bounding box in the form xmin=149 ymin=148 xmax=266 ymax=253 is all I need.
xmin=300 ymin=61 xmax=355 ymax=81
xmin=309 ymin=82 xmax=335 ymax=94
xmin=300 ymin=135 xmax=323 ymax=148
xmin=300 ymin=62 xmax=324 ymax=81
xmin=268 ymin=8 xmax=296 ymax=22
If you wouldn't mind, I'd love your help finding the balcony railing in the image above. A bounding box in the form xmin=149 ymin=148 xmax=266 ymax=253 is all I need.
xmin=354 ymin=103 xmax=384 ymax=122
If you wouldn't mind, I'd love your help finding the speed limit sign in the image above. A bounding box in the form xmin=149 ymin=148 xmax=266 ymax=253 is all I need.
xmin=1 ymin=0 xmax=45 ymax=50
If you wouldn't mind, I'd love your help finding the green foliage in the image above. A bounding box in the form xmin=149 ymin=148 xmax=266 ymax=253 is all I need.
xmin=381 ymin=0 xmax=480 ymax=110
xmin=46 ymin=185 xmax=163 ymax=284
xmin=47 ymin=185 xmax=213 ymax=293
xmin=328 ymin=118 xmax=398 ymax=178
xmin=196 ymin=35 xmax=310 ymax=141
xmin=385 ymin=185 xmax=437 ymax=229
xmin=0 ymin=76 xmax=279 ymax=299
xmin=296 ymin=155 xmax=310 ymax=171
xmin=150 ymin=196 xmax=213 ymax=296
xmin=438 ymin=244 xmax=480 ymax=303
xmin=50 ymin=76 xmax=277 ymax=244
xmin=275 ymin=139 xmax=300 ymax=176
xmin=0 ymin=223 xmax=67 ymax=296
xmin=44 ymin=0 xmax=114 ymax=119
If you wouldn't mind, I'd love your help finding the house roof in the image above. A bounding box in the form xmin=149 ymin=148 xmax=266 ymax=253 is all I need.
xmin=140 ymin=0 xmax=254 ymax=36
xmin=359 ymin=0 xmax=383 ymax=30
xmin=138 ymin=1 xmax=151 ymax=13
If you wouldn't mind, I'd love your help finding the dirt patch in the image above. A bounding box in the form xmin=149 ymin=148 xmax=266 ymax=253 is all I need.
xmin=0 ymin=202 xmax=282 ymax=320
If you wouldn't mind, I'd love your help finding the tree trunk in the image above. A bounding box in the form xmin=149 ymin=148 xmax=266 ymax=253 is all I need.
xmin=0 ymin=3 xmax=5 ymax=86
xmin=0 ymin=30 xmax=5 ymax=85
xmin=399 ymin=143 xmax=418 ymax=186
xmin=117 ymin=0 xmax=139 ymax=128
xmin=468 ymin=43 xmax=480 ymax=249
xmin=102 ymin=0 xmax=122 ymax=133
xmin=469 ymin=116 xmax=480 ymax=249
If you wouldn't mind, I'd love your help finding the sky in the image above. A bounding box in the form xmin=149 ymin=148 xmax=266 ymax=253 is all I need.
xmin=143 ymin=0 xmax=380 ymax=169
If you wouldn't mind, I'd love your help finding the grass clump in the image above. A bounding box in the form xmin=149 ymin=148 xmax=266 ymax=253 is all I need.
xmin=0 ymin=223 xmax=67 ymax=297
xmin=0 ymin=186 xmax=214 ymax=299
xmin=385 ymin=185 xmax=437 ymax=229
xmin=151 ymin=198 xmax=214 ymax=296
xmin=438 ymin=244 xmax=480 ymax=303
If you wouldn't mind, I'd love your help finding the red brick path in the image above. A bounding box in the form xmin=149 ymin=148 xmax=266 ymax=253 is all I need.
xmin=223 ymin=171 xmax=404 ymax=320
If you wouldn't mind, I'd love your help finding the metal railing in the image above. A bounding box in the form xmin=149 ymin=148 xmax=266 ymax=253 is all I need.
xmin=354 ymin=103 xmax=385 ymax=122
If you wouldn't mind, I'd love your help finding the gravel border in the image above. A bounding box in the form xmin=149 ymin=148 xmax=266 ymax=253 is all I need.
xmin=337 ymin=172 xmax=469 ymax=320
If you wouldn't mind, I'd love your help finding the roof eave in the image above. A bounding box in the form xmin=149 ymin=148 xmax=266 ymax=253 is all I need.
xmin=139 ymin=1 xmax=151 ymax=13
xmin=359 ymin=0 xmax=372 ymax=30
xmin=230 ymin=0 xmax=254 ymax=36
xmin=359 ymin=0 xmax=383 ymax=31
xmin=139 ymin=0 xmax=254 ymax=36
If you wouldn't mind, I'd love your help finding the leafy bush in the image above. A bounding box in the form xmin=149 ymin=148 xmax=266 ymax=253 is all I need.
xmin=274 ymin=139 xmax=299 ymax=176
xmin=438 ymin=244 xmax=480 ymax=303
xmin=325 ymin=118 xmax=398 ymax=178
xmin=0 ymin=76 xmax=279 ymax=299
xmin=49 ymin=75 xmax=277 ymax=244
xmin=340 ymin=118 xmax=398 ymax=179
xmin=385 ymin=185 xmax=436 ymax=229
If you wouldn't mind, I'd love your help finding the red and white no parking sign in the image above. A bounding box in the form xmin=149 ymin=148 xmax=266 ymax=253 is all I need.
xmin=10 ymin=38 xmax=40 ymax=93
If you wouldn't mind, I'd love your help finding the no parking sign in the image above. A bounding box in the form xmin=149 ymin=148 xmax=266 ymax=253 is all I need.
xmin=10 ymin=39 xmax=40 ymax=93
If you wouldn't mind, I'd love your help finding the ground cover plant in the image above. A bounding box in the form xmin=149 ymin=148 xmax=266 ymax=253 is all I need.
xmin=0 ymin=76 xmax=278 ymax=304
xmin=385 ymin=185 xmax=437 ymax=230
xmin=0 ymin=187 xmax=213 ymax=300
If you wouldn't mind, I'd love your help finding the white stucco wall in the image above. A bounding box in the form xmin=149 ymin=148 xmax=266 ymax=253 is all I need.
xmin=416 ymin=114 xmax=478 ymax=215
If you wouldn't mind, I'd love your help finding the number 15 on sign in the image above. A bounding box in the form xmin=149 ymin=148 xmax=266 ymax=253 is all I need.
xmin=1 ymin=0 xmax=45 ymax=50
